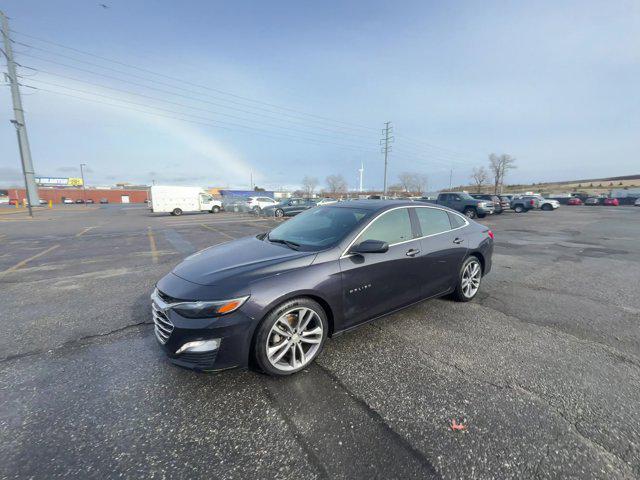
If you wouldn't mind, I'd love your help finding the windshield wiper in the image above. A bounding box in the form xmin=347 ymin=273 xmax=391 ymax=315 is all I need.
xmin=267 ymin=235 xmax=301 ymax=250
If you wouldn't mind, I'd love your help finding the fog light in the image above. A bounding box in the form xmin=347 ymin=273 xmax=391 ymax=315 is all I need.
xmin=175 ymin=339 xmax=221 ymax=355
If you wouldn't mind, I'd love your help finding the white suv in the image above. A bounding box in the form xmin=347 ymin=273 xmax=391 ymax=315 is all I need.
xmin=246 ymin=196 xmax=277 ymax=212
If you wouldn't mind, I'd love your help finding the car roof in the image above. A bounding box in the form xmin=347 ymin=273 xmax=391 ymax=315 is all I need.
xmin=331 ymin=199 xmax=448 ymax=213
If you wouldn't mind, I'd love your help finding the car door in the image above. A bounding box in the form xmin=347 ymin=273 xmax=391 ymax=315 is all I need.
xmin=339 ymin=207 xmax=423 ymax=329
xmin=412 ymin=207 xmax=469 ymax=298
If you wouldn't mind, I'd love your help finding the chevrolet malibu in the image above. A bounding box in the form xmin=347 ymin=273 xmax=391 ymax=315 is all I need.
xmin=152 ymin=201 xmax=493 ymax=376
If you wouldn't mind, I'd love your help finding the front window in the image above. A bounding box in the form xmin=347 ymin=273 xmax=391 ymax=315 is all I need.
xmin=268 ymin=207 xmax=372 ymax=250
xmin=354 ymin=208 xmax=412 ymax=245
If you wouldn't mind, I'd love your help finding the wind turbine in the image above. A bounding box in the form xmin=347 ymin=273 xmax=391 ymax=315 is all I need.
xmin=358 ymin=161 xmax=364 ymax=192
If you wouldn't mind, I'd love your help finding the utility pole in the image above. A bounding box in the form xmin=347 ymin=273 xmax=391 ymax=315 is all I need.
xmin=1 ymin=10 xmax=40 ymax=209
xmin=80 ymin=163 xmax=87 ymax=206
xmin=358 ymin=161 xmax=364 ymax=193
xmin=380 ymin=122 xmax=393 ymax=195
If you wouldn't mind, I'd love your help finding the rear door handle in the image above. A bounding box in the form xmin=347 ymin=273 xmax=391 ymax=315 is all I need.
xmin=405 ymin=248 xmax=420 ymax=257
xmin=453 ymin=237 xmax=464 ymax=244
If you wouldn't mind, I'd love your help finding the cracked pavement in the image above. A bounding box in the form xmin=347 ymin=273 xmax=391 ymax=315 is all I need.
xmin=0 ymin=204 xmax=639 ymax=478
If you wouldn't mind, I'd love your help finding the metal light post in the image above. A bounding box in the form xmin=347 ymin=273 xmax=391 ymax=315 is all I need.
xmin=80 ymin=163 xmax=87 ymax=205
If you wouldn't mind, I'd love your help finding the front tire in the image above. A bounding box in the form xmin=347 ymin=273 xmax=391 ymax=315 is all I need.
xmin=172 ymin=208 xmax=183 ymax=216
xmin=541 ymin=204 xmax=552 ymax=211
xmin=211 ymin=205 xmax=221 ymax=213
xmin=463 ymin=208 xmax=477 ymax=219
xmin=452 ymin=256 xmax=482 ymax=302
xmin=254 ymin=298 xmax=328 ymax=376
xmin=275 ymin=208 xmax=285 ymax=218
xmin=514 ymin=205 xmax=524 ymax=213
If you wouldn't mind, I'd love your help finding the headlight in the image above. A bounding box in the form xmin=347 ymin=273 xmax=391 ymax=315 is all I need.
xmin=478 ymin=202 xmax=486 ymax=207
xmin=172 ymin=296 xmax=249 ymax=318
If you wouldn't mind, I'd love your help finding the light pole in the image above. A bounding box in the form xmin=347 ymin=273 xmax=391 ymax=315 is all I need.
xmin=80 ymin=163 xmax=87 ymax=206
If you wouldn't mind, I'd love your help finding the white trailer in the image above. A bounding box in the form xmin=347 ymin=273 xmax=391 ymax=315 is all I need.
xmin=150 ymin=186 xmax=222 ymax=216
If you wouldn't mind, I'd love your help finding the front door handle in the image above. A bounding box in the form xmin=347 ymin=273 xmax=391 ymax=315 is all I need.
xmin=453 ymin=237 xmax=464 ymax=244
xmin=405 ymin=248 xmax=420 ymax=257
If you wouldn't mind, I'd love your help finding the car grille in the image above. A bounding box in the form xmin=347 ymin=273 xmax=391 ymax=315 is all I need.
xmin=152 ymin=301 xmax=174 ymax=344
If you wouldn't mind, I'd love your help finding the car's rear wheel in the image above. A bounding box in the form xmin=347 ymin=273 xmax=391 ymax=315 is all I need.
xmin=463 ymin=208 xmax=477 ymax=219
xmin=514 ymin=205 xmax=524 ymax=213
xmin=541 ymin=204 xmax=552 ymax=211
xmin=172 ymin=208 xmax=183 ymax=216
xmin=452 ymin=256 xmax=482 ymax=302
xmin=275 ymin=208 xmax=285 ymax=218
xmin=252 ymin=206 xmax=261 ymax=214
xmin=254 ymin=298 xmax=328 ymax=376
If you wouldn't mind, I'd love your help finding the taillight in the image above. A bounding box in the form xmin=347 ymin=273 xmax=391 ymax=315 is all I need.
xmin=530 ymin=199 xmax=535 ymax=206
xmin=487 ymin=230 xmax=494 ymax=240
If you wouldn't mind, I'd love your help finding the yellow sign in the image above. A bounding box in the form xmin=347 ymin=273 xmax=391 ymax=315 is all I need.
xmin=68 ymin=177 xmax=84 ymax=186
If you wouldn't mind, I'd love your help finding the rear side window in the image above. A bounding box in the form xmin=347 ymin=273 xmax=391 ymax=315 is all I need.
xmin=448 ymin=212 xmax=466 ymax=229
xmin=415 ymin=208 xmax=451 ymax=236
xmin=356 ymin=208 xmax=412 ymax=245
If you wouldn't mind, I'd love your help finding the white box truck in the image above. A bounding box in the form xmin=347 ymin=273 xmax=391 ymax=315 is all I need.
xmin=150 ymin=186 xmax=222 ymax=216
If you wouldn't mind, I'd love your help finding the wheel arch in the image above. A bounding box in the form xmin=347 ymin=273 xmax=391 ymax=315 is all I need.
xmin=467 ymin=251 xmax=486 ymax=276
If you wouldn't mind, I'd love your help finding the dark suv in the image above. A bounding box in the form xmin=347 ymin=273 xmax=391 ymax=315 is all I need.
xmin=471 ymin=194 xmax=503 ymax=214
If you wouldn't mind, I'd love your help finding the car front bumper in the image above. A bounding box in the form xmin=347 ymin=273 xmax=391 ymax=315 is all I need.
xmin=151 ymin=291 xmax=255 ymax=372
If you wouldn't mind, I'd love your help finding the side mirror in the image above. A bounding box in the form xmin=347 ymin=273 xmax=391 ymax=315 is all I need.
xmin=350 ymin=239 xmax=389 ymax=255
xmin=288 ymin=201 xmax=294 ymax=206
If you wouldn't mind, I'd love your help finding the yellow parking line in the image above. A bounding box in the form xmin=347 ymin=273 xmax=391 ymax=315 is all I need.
xmin=75 ymin=226 xmax=97 ymax=237
xmin=200 ymin=223 xmax=236 ymax=240
xmin=147 ymin=227 xmax=158 ymax=264
xmin=1 ymin=244 xmax=60 ymax=275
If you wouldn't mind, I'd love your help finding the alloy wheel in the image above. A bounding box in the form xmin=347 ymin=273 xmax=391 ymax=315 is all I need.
xmin=461 ymin=260 xmax=481 ymax=298
xmin=266 ymin=307 xmax=323 ymax=372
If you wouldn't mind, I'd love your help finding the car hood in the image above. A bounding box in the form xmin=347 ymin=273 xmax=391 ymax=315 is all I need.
xmin=171 ymin=236 xmax=317 ymax=286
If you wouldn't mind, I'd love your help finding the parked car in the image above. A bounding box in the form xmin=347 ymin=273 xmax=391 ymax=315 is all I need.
xmin=526 ymin=195 xmax=560 ymax=211
xmin=510 ymin=196 xmax=535 ymax=213
xmin=421 ymin=192 xmax=494 ymax=219
xmin=86 ymin=199 xmax=95 ymax=204
xmin=245 ymin=196 xmax=278 ymax=213
xmin=99 ymin=198 xmax=109 ymax=204
xmin=75 ymin=199 xmax=85 ymax=204
xmin=603 ymin=198 xmax=619 ymax=206
xmin=498 ymin=196 xmax=512 ymax=209
xmin=470 ymin=194 xmax=503 ymax=214
xmin=635 ymin=198 xmax=640 ymax=207
xmin=63 ymin=198 xmax=74 ymax=204
xmin=8 ymin=198 xmax=19 ymax=206
xmin=151 ymin=201 xmax=494 ymax=375
xmin=567 ymin=197 xmax=583 ymax=205
xmin=262 ymin=198 xmax=317 ymax=218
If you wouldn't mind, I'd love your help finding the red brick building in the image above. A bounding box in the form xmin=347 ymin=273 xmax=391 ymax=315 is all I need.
xmin=5 ymin=187 xmax=149 ymax=204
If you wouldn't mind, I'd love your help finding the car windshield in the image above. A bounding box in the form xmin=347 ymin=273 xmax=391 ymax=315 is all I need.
xmin=458 ymin=193 xmax=475 ymax=200
xmin=267 ymin=206 xmax=372 ymax=250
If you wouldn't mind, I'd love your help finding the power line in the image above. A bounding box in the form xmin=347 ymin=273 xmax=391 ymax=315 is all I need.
xmin=11 ymin=30 xmax=378 ymax=133
xmin=22 ymin=75 xmax=378 ymax=146
xmin=21 ymin=83 xmax=380 ymax=153
xmin=17 ymin=53 xmax=379 ymax=140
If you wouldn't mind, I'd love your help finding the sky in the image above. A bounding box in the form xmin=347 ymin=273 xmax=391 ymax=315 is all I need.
xmin=1 ymin=0 xmax=638 ymax=191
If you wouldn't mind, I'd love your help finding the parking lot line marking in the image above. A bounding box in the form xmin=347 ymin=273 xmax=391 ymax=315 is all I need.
xmin=200 ymin=223 xmax=236 ymax=240
xmin=147 ymin=227 xmax=158 ymax=264
xmin=1 ymin=244 xmax=60 ymax=275
xmin=75 ymin=226 xmax=97 ymax=237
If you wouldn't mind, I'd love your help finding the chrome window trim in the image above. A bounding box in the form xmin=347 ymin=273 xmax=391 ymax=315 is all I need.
xmin=340 ymin=205 xmax=469 ymax=259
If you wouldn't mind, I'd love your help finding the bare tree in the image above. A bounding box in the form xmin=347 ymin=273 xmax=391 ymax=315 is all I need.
xmin=415 ymin=173 xmax=429 ymax=194
xmin=397 ymin=172 xmax=415 ymax=192
xmin=325 ymin=174 xmax=348 ymax=194
xmin=470 ymin=166 xmax=488 ymax=191
xmin=488 ymin=153 xmax=516 ymax=194
xmin=301 ymin=176 xmax=318 ymax=198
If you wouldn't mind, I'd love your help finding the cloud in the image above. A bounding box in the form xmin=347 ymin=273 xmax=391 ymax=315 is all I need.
xmin=0 ymin=168 xmax=24 ymax=187
xmin=56 ymin=166 xmax=94 ymax=173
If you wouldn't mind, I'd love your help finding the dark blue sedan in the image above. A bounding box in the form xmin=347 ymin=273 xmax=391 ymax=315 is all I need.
xmin=152 ymin=201 xmax=494 ymax=375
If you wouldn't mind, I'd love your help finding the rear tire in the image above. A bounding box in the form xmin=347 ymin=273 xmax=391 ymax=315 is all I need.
xmin=254 ymin=298 xmax=328 ymax=376
xmin=275 ymin=209 xmax=285 ymax=218
xmin=252 ymin=206 xmax=261 ymax=214
xmin=514 ymin=205 xmax=524 ymax=213
xmin=172 ymin=208 xmax=183 ymax=216
xmin=463 ymin=208 xmax=477 ymax=219
xmin=541 ymin=204 xmax=552 ymax=211
xmin=211 ymin=206 xmax=221 ymax=213
xmin=452 ymin=256 xmax=482 ymax=302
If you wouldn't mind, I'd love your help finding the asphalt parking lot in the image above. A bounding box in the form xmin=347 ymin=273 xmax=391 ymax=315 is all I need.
xmin=1 ymin=204 xmax=639 ymax=479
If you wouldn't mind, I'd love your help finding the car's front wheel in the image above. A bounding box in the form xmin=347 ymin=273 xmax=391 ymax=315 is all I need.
xmin=452 ymin=256 xmax=482 ymax=302
xmin=275 ymin=208 xmax=285 ymax=218
xmin=254 ymin=298 xmax=328 ymax=376
xmin=463 ymin=207 xmax=477 ymax=219
xmin=514 ymin=205 xmax=524 ymax=213
xmin=541 ymin=204 xmax=552 ymax=211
